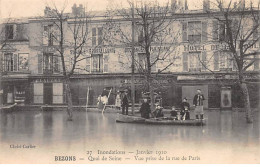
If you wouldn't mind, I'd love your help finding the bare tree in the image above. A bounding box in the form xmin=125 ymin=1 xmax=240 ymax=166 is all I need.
xmin=105 ymin=0 xmax=180 ymax=111
xmin=200 ymin=0 xmax=260 ymax=123
xmin=42 ymin=1 xmax=91 ymax=120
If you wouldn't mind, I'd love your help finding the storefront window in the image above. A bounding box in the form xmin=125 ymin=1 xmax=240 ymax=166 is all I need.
xmin=53 ymin=83 xmax=63 ymax=104
xmin=34 ymin=83 xmax=43 ymax=104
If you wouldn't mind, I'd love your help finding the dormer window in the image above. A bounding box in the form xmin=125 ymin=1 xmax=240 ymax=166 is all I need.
xmin=5 ymin=24 xmax=14 ymax=40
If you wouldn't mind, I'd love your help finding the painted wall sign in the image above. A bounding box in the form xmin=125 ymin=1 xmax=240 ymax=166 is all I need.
xmin=184 ymin=42 xmax=260 ymax=52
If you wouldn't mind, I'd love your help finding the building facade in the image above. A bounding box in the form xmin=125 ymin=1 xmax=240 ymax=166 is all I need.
xmin=0 ymin=2 xmax=259 ymax=109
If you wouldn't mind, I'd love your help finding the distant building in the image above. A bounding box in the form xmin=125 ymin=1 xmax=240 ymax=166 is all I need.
xmin=0 ymin=1 xmax=259 ymax=109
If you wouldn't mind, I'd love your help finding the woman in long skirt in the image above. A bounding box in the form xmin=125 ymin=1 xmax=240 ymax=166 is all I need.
xmin=115 ymin=91 xmax=121 ymax=110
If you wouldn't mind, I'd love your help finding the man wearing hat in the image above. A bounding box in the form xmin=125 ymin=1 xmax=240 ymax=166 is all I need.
xmin=121 ymin=89 xmax=130 ymax=115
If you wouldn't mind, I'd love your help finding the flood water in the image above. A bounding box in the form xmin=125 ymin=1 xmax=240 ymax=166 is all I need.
xmin=0 ymin=109 xmax=259 ymax=164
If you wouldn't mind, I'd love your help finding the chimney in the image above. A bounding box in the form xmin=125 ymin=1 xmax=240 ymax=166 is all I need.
xmin=178 ymin=0 xmax=188 ymax=10
xmin=234 ymin=2 xmax=237 ymax=8
xmin=203 ymin=0 xmax=210 ymax=12
xmin=72 ymin=4 xmax=85 ymax=16
xmin=238 ymin=0 xmax=245 ymax=9
xmin=171 ymin=0 xmax=177 ymax=12
xmin=72 ymin=4 xmax=77 ymax=16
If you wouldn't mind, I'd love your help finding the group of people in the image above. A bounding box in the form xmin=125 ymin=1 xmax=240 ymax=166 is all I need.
xmin=139 ymin=89 xmax=205 ymax=120
xmin=103 ymin=88 xmax=205 ymax=120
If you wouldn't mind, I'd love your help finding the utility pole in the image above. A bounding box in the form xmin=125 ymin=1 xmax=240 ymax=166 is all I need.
xmin=131 ymin=0 xmax=135 ymax=115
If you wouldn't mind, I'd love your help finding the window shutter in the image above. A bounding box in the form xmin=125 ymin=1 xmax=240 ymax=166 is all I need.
xmin=213 ymin=51 xmax=219 ymax=71
xmin=183 ymin=52 xmax=188 ymax=72
xmin=53 ymin=55 xmax=59 ymax=73
xmin=202 ymin=52 xmax=207 ymax=71
xmin=254 ymin=55 xmax=259 ymax=70
xmin=38 ymin=54 xmax=43 ymax=74
xmin=92 ymin=28 xmax=96 ymax=46
xmin=86 ymin=56 xmax=91 ymax=73
xmin=13 ymin=54 xmax=18 ymax=71
xmin=98 ymin=27 xmax=103 ymax=45
xmin=212 ymin=21 xmax=218 ymax=41
xmin=253 ymin=21 xmax=258 ymax=40
xmin=103 ymin=54 xmax=109 ymax=73
xmin=13 ymin=24 xmax=17 ymax=40
xmin=182 ymin=22 xmax=187 ymax=42
xmin=219 ymin=23 xmax=225 ymax=41
xmin=202 ymin=21 xmax=208 ymax=42
xmin=53 ymin=26 xmax=60 ymax=46
xmin=43 ymin=26 xmax=48 ymax=45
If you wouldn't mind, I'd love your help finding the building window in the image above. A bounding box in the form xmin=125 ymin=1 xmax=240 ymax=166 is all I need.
xmin=18 ymin=53 xmax=29 ymax=71
xmin=33 ymin=83 xmax=43 ymax=104
xmin=43 ymin=25 xmax=54 ymax=46
xmin=212 ymin=20 xmax=232 ymax=42
xmin=92 ymin=27 xmax=103 ymax=46
xmin=5 ymin=24 xmax=14 ymax=40
xmin=188 ymin=21 xmax=201 ymax=43
xmin=219 ymin=23 xmax=226 ymax=42
xmin=137 ymin=53 xmax=156 ymax=72
xmin=3 ymin=53 xmax=18 ymax=72
xmin=42 ymin=53 xmax=59 ymax=74
xmin=91 ymin=54 xmax=103 ymax=72
xmin=219 ymin=52 xmax=233 ymax=70
xmin=213 ymin=51 xmax=233 ymax=71
xmin=189 ymin=52 xmax=202 ymax=71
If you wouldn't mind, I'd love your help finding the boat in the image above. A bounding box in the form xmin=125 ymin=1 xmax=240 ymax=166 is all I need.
xmin=116 ymin=114 xmax=206 ymax=126
xmin=0 ymin=103 xmax=17 ymax=112
xmin=116 ymin=113 xmax=146 ymax=123
xmin=145 ymin=117 xmax=206 ymax=126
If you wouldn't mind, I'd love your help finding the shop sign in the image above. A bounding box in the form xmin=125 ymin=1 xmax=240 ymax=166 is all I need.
xmin=184 ymin=42 xmax=260 ymax=52
xmin=34 ymin=78 xmax=62 ymax=83
xmin=124 ymin=46 xmax=170 ymax=53
xmin=122 ymin=78 xmax=172 ymax=85
xmin=70 ymin=47 xmax=116 ymax=55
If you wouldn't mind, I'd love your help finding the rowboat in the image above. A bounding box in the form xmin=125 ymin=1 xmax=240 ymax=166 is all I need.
xmin=145 ymin=117 xmax=206 ymax=126
xmin=0 ymin=103 xmax=17 ymax=112
xmin=116 ymin=114 xmax=206 ymax=126
xmin=116 ymin=113 xmax=145 ymax=123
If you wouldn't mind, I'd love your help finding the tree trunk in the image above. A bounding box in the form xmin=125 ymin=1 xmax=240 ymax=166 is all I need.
xmin=149 ymin=82 xmax=155 ymax=113
xmin=65 ymin=78 xmax=73 ymax=121
xmin=240 ymin=82 xmax=253 ymax=123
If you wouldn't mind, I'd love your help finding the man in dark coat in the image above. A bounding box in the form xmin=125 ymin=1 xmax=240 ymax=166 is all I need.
xmin=140 ymin=98 xmax=151 ymax=119
xmin=180 ymin=98 xmax=190 ymax=120
xmin=121 ymin=90 xmax=130 ymax=115
xmin=193 ymin=89 xmax=205 ymax=120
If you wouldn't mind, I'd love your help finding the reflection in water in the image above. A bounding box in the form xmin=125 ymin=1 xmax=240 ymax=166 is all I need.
xmin=0 ymin=110 xmax=259 ymax=154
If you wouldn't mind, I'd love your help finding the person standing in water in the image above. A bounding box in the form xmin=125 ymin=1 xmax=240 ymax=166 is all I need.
xmin=193 ymin=89 xmax=205 ymax=120
xmin=121 ymin=90 xmax=129 ymax=115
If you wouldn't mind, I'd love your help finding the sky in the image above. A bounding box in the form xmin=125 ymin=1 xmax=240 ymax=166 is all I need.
xmin=0 ymin=0 xmax=202 ymax=18
xmin=0 ymin=0 xmax=258 ymax=19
